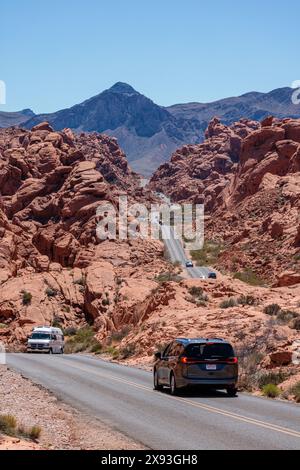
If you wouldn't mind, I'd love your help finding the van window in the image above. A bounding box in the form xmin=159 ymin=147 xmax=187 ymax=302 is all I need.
xmin=31 ymin=333 xmax=51 ymax=340
xmin=185 ymin=343 xmax=234 ymax=359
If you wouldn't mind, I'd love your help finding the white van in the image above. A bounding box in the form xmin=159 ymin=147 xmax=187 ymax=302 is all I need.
xmin=27 ymin=326 xmax=65 ymax=354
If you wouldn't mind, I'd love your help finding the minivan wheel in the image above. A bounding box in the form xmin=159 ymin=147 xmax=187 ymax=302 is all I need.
xmin=170 ymin=373 xmax=178 ymax=396
xmin=227 ymin=387 xmax=238 ymax=397
xmin=153 ymin=370 xmax=163 ymax=391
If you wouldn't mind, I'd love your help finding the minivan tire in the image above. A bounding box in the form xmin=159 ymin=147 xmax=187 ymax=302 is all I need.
xmin=153 ymin=370 xmax=163 ymax=391
xmin=170 ymin=373 xmax=178 ymax=396
xmin=227 ymin=387 xmax=238 ymax=397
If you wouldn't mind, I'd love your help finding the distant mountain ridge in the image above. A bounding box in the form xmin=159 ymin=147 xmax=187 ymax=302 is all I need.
xmin=1 ymin=83 xmax=300 ymax=175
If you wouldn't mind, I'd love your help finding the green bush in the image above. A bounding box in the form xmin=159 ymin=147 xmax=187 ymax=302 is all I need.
xmin=264 ymin=304 xmax=281 ymax=316
xmin=220 ymin=298 xmax=237 ymax=309
xmin=22 ymin=290 xmax=32 ymax=306
xmin=262 ymin=384 xmax=281 ymax=398
xmin=64 ymin=326 xmax=101 ymax=354
xmin=233 ymin=270 xmax=265 ymax=287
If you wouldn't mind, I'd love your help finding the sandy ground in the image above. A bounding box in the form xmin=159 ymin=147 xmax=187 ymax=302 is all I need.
xmin=0 ymin=365 xmax=144 ymax=450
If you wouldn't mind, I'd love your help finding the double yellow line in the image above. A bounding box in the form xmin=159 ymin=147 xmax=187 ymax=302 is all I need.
xmin=65 ymin=360 xmax=300 ymax=440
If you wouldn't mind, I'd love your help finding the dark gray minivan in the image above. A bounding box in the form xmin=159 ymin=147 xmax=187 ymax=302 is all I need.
xmin=154 ymin=338 xmax=238 ymax=396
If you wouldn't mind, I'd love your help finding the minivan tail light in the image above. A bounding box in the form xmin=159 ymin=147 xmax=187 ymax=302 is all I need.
xmin=180 ymin=357 xmax=198 ymax=364
xmin=226 ymin=357 xmax=238 ymax=364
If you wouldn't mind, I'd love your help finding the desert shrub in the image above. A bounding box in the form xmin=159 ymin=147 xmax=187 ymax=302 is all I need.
xmin=238 ymin=351 xmax=263 ymax=391
xmin=102 ymin=297 xmax=110 ymax=306
xmin=290 ymin=317 xmax=300 ymax=331
xmin=237 ymin=295 xmax=256 ymax=306
xmin=90 ymin=342 xmax=102 ymax=354
xmin=119 ymin=343 xmax=136 ymax=359
xmin=28 ymin=425 xmax=42 ymax=440
xmin=63 ymin=326 xmax=77 ymax=336
xmin=64 ymin=326 xmax=100 ymax=353
xmin=289 ymin=382 xmax=300 ymax=403
xmin=264 ymin=304 xmax=281 ymax=316
xmin=188 ymin=286 xmax=208 ymax=304
xmin=110 ymin=327 xmax=131 ymax=342
xmin=104 ymin=346 xmax=120 ymax=359
xmin=258 ymin=371 xmax=288 ymax=388
xmin=0 ymin=323 xmax=6 ymax=329
xmin=0 ymin=414 xmax=17 ymax=436
xmin=277 ymin=309 xmax=299 ymax=324
xmin=73 ymin=276 xmax=86 ymax=287
xmin=220 ymin=298 xmax=237 ymax=309
xmin=45 ymin=287 xmax=58 ymax=297
xmin=22 ymin=290 xmax=32 ymax=305
xmin=233 ymin=270 xmax=265 ymax=287
xmin=262 ymin=384 xmax=280 ymax=398
xmin=155 ymin=272 xmax=183 ymax=283
xmin=190 ymin=240 xmax=222 ymax=267
xmin=52 ymin=316 xmax=63 ymax=328
xmin=62 ymin=305 xmax=71 ymax=313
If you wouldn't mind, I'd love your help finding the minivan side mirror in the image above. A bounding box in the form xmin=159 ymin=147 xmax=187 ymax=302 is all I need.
xmin=154 ymin=351 xmax=162 ymax=360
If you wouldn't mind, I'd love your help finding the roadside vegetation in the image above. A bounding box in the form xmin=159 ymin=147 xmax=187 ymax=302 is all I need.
xmin=219 ymin=295 xmax=257 ymax=309
xmin=21 ymin=290 xmax=32 ymax=305
xmin=264 ymin=304 xmax=300 ymax=330
xmin=155 ymin=271 xmax=183 ymax=283
xmin=233 ymin=269 xmax=266 ymax=287
xmin=0 ymin=414 xmax=42 ymax=441
xmin=190 ymin=240 xmax=223 ymax=267
xmin=64 ymin=326 xmax=102 ymax=354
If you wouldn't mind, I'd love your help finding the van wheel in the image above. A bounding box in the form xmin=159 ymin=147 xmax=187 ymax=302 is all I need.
xmin=153 ymin=370 xmax=163 ymax=391
xmin=48 ymin=348 xmax=53 ymax=355
xmin=227 ymin=387 xmax=238 ymax=397
xmin=170 ymin=373 xmax=178 ymax=396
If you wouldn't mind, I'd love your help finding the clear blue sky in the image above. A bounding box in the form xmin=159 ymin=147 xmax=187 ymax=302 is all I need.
xmin=1 ymin=0 xmax=300 ymax=113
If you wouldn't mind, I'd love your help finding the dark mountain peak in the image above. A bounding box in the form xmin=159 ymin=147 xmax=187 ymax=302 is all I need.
xmin=19 ymin=108 xmax=35 ymax=117
xmin=108 ymin=82 xmax=138 ymax=95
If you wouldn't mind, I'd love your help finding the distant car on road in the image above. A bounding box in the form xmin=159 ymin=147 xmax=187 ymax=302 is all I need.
xmin=208 ymin=272 xmax=217 ymax=279
xmin=154 ymin=338 xmax=238 ymax=397
xmin=185 ymin=261 xmax=194 ymax=268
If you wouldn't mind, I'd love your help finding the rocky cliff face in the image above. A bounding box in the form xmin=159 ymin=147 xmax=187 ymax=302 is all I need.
xmin=150 ymin=117 xmax=300 ymax=283
xmin=0 ymin=122 xmax=168 ymax=346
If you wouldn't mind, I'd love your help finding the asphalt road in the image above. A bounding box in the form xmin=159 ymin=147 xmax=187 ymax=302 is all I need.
xmin=162 ymin=225 xmax=211 ymax=279
xmin=6 ymin=354 xmax=300 ymax=450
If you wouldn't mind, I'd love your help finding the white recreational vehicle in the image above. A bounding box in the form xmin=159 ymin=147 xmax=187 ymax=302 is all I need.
xmin=27 ymin=326 xmax=64 ymax=354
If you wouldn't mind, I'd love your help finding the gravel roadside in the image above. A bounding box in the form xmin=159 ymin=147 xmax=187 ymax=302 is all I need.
xmin=0 ymin=365 xmax=144 ymax=450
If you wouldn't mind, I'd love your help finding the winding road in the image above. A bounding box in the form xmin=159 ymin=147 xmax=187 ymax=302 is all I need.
xmin=7 ymin=353 xmax=300 ymax=450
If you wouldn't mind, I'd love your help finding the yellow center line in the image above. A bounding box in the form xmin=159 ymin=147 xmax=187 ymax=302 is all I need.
xmin=64 ymin=359 xmax=300 ymax=439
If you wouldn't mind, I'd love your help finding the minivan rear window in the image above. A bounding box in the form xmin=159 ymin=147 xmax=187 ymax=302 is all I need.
xmin=185 ymin=343 xmax=234 ymax=359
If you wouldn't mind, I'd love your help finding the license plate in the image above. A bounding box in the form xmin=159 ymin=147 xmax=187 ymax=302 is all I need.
xmin=206 ymin=364 xmax=217 ymax=370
